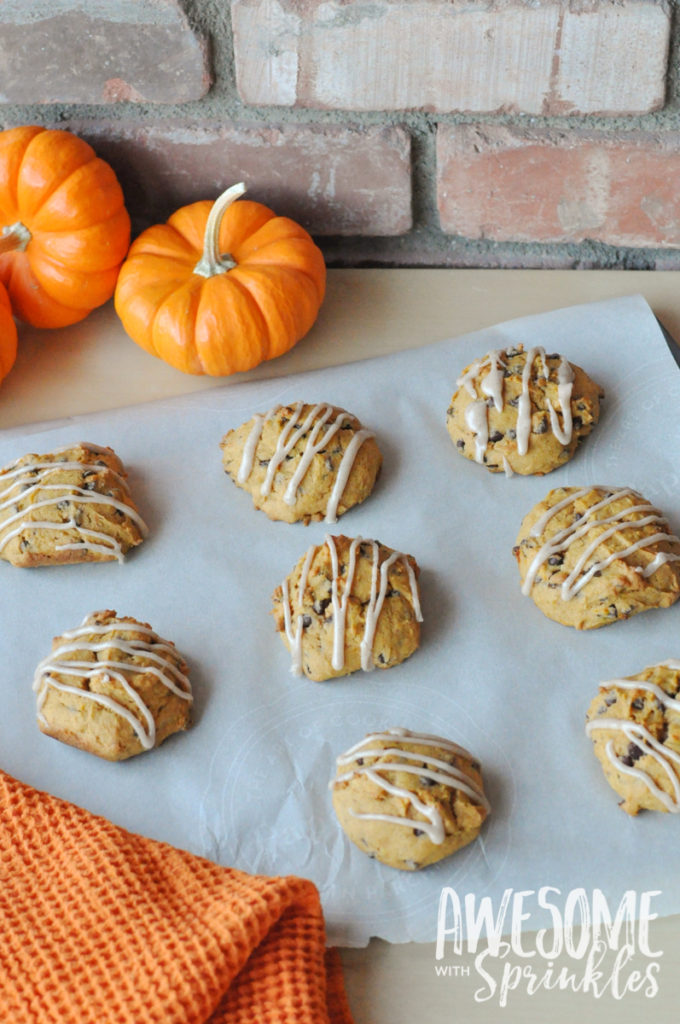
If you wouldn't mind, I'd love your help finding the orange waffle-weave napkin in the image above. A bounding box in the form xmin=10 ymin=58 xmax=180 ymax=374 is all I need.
xmin=0 ymin=770 xmax=355 ymax=1024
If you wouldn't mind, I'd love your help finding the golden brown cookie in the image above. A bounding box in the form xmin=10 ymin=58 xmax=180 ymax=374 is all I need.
xmin=220 ymin=402 xmax=382 ymax=524
xmin=514 ymin=485 xmax=680 ymax=629
xmin=586 ymin=661 xmax=680 ymax=814
xmin=33 ymin=610 xmax=192 ymax=761
xmin=447 ymin=345 xmax=603 ymax=475
xmin=331 ymin=727 xmax=489 ymax=870
xmin=0 ymin=442 xmax=147 ymax=566
xmin=272 ymin=535 xmax=422 ymax=681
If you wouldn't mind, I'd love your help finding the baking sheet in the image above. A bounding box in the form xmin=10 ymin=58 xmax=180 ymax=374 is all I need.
xmin=1 ymin=293 xmax=679 ymax=947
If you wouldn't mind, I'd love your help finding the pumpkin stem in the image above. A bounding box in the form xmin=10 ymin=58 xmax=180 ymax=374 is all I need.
xmin=193 ymin=182 xmax=247 ymax=278
xmin=0 ymin=221 xmax=31 ymax=255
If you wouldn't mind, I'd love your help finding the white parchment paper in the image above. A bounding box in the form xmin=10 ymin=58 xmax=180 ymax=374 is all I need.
xmin=1 ymin=294 xmax=679 ymax=947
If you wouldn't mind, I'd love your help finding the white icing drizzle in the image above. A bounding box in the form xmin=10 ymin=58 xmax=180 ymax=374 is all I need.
xmin=464 ymin=401 xmax=489 ymax=464
xmin=521 ymin=486 xmax=680 ymax=600
xmin=332 ymin=727 xmax=489 ymax=844
xmin=0 ymin=448 xmax=147 ymax=563
xmin=234 ymin=403 xmax=375 ymax=523
xmin=281 ymin=536 xmax=423 ymax=676
xmin=502 ymin=456 xmax=514 ymax=478
xmin=586 ymin=664 xmax=680 ymax=813
xmin=456 ymin=346 xmax=575 ymax=464
xmin=33 ymin=618 xmax=192 ymax=750
xmin=237 ymin=412 xmax=271 ymax=483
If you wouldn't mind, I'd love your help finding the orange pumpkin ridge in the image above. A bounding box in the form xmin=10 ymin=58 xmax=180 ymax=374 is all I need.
xmin=0 ymin=126 xmax=130 ymax=328
xmin=115 ymin=182 xmax=326 ymax=377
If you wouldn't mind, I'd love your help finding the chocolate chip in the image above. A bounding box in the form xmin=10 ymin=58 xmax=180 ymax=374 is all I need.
xmin=19 ymin=538 xmax=29 ymax=551
xmin=548 ymin=555 xmax=563 ymax=566
xmin=377 ymin=653 xmax=386 ymax=665
xmin=301 ymin=615 xmax=312 ymax=629
xmin=574 ymin=512 xmax=583 ymax=521
xmin=419 ymin=775 xmax=435 ymax=787
xmin=507 ymin=428 xmax=517 ymax=439
xmin=534 ymin=418 xmax=548 ymax=435
xmin=56 ymin=500 xmax=70 ymax=511
xmin=82 ymin=469 xmax=97 ymax=478
xmin=605 ymin=693 xmax=617 ymax=706
xmin=486 ymin=397 xmax=495 ymax=408
xmin=447 ymin=406 xmax=455 ymax=417
xmin=608 ymin=604 xmax=618 ymax=618
xmin=258 ymin=458 xmax=270 ymax=467
xmin=631 ymin=698 xmax=644 ymax=711
xmin=573 ymin=416 xmax=583 ymax=430
xmin=413 ymin=829 xmax=424 ymax=837
xmin=628 ymin=743 xmax=644 ymax=762
xmin=456 ymin=439 xmax=465 ymax=449
xmin=508 ymin=396 xmax=519 ymax=408
xmin=619 ymin=754 xmax=634 ymax=767
xmin=313 ymin=597 xmax=331 ymax=615
xmin=356 ymin=758 xmax=364 ymax=766
xmin=546 ymin=353 xmax=559 ymax=360
xmin=82 ymin=481 xmax=95 ymax=491
xmin=489 ymin=431 xmax=504 ymax=442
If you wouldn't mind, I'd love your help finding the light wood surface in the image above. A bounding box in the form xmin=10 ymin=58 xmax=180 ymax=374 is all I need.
xmin=4 ymin=268 xmax=679 ymax=1022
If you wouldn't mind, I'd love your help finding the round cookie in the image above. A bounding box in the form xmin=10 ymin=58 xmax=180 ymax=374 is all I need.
xmin=586 ymin=661 xmax=680 ymax=814
xmin=331 ymin=727 xmax=489 ymax=870
xmin=33 ymin=610 xmax=192 ymax=761
xmin=447 ymin=345 xmax=603 ymax=476
xmin=0 ymin=442 xmax=147 ymax=567
xmin=220 ymin=402 xmax=382 ymax=524
xmin=514 ymin=485 xmax=680 ymax=629
xmin=272 ymin=535 xmax=422 ymax=681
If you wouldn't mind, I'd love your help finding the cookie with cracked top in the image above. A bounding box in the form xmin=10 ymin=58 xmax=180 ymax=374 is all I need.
xmin=447 ymin=345 xmax=603 ymax=475
xmin=221 ymin=402 xmax=382 ymax=524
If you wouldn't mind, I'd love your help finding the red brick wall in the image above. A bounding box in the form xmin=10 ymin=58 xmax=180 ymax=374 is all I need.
xmin=0 ymin=0 xmax=677 ymax=268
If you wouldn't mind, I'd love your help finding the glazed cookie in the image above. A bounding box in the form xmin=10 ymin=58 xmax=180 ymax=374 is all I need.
xmin=33 ymin=610 xmax=192 ymax=761
xmin=220 ymin=402 xmax=382 ymax=524
xmin=447 ymin=345 xmax=603 ymax=476
xmin=272 ymin=534 xmax=422 ymax=681
xmin=514 ymin=485 xmax=680 ymax=629
xmin=0 ymin=442 xmax=147 ymax=567
xmin=331 ymin=728 xmax=489 ymax=870
xmin=586 ymin=661 xmax=680 ymax=814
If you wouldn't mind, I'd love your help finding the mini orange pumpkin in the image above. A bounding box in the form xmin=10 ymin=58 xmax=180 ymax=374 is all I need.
xmin=0 ymin=280 xmax=18 ymax=383
xmin=0 ymin=126 xmax=131 ymax=328
xmin=114 ymin=183 xmax=326 ymax=375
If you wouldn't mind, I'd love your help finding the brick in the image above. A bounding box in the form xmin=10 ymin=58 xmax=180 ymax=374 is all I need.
xmin=0 ymin=1 xmax=210 ymax=104
xmin=63 ymin=120 xmax=412 ymax=236
xmin=436 ymin=125 xmax=680 ymax=247
xmin=231 ymin=0 xmax=670 ymax=115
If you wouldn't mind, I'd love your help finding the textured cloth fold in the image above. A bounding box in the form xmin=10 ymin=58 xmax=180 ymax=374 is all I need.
xmin=0 ymin=771 xmax=354 ymax=1024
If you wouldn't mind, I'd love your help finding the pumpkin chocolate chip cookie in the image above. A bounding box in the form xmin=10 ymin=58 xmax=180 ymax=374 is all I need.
xmin=586 ymin=661 xmax=680 ymax=814
xmin=447 ymin=345 xmax=603 ymax=476
xmin=33 ymin=610 xmax=192 ymax=761
xmin=0 ymin=442 xmax=147 ymax=566
xmin=514 ymin=485 xmax=680 ymax=629
xmin=272 ymin=535 xmax=422 ymax=681
xmin=221 ymin=402 xmax=382 ymax=524
xmin=331 ymin=727 xmax=489 ymax=870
